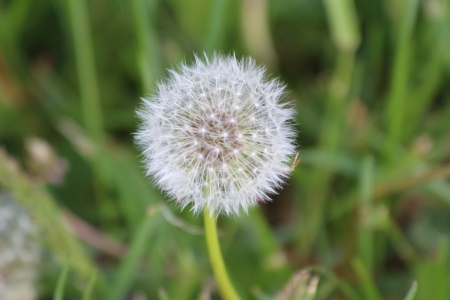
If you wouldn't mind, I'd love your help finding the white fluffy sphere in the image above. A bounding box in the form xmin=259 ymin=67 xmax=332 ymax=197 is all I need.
xmin=0 ymin=192 xmax=40 ymax=300
xmin=135 ymin=54 xmax=296 ymax=216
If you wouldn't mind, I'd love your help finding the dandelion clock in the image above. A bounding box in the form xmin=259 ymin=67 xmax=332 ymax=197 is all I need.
xmin=135 ymin=54 xmax=297 ymax=300
xmin=0 ymin=192 xmax=40 ymax=300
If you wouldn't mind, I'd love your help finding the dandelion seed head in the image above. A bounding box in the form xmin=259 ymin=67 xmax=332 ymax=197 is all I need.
xmin=0 ymin=192 xmax=40 ymax=300
xmin=135 ymin=54 xmax=296 ymax=216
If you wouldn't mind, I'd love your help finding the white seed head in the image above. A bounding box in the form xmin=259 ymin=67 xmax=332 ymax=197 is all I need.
xmin=0 ymin=192 xmax=40 ymax=300
xmin=135 ymin=54 xmax=296 ymax=216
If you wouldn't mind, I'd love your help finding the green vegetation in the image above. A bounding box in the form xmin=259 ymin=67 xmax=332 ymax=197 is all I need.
xmin=1 ymin=0 xmax=450 ymax=299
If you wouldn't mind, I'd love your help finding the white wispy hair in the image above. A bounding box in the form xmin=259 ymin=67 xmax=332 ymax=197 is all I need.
xmin=135 ymin=54 xmax=296 ymax=216
xmin=0 ymin=192 xmax=40 ymax=300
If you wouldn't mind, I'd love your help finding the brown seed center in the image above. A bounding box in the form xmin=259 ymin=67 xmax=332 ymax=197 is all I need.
xmin=190 ymin=110 xmax=243 ymax=164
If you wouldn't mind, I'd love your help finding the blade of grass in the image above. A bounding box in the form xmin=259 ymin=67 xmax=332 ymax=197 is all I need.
xmin=384 ymin=0 xmax=420 ymax=151
xmin=372 ymin=164 xmax=450 ymax=199
xmin=414 ymin=238 xmax=449 ymax=300
xmin=358 ymin=155 xmax=375 ymax=273
xmin=352 ymin=257 xmax=382 ymax=300
xmin=0 ymin=0 xmax=33 ymax=74
xmin=247 ymin=208 xmax=292 ymax=285
xmin=158 ymin=288 xmax=170 ymax=300
xmin=54 ymin=264 xmax=70 ymax=300
xmin=385 ymin=214 xmax=420 ymax=265
xmin=66 ymin=0 xmax=104 ymax=144
xmin=65 ymin=0 xmax=109 ymax=225
xmin=299 ymin=149 xmax=360 ymax=176
xmin=132 ymin=0 xmax=161 ymax=90
xmin=241 ymin=0 xmax=278 ymax=67
xmin=108 ymin=207 xmax=162 ymax=300
xmin=404 ymin=48 xmax=443 ymax=139
xmin=305 ymin=266 xmax=360 ymax=300
xmin=404 ymin=281 xmax=418 ymax=300
xmin=205 ymin=0 xmax=227 ymax=55
xmin=329 ymin=163 xmax=450 ymax=221
xmin=297 ymin=0 xmax=360 ymax=253
xmin=303 ymin=275 xmax=319 ymax=300
xmin=323 ymin=0 xmax=360 ymax=52
xmin=82 ymin=270 xmax=98 ymax=300
xmin=297 ymin=51 xmax=356 ymax=253
xmin=428 ymin=0 xmax=450 ymax=71
xmin=0 ymin=0 xmax=33 ymax=38
xmin=426 ymin=180 xmax=450 ymax=207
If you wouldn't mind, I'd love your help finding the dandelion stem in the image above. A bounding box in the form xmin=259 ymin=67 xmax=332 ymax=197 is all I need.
xmin=203 ymin=208 xmax=240 ymax=300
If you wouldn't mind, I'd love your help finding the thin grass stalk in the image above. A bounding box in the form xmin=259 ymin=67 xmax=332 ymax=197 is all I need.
xmin=352 ymin=257 xmax=382 ymax=300
xmin=66 ymin=0 xmax=104 ymax=144
xmin=132 ymin=0 xmax=160 ymax=90
xmin=66 ymin=0 xmax=111 ymax=226
xmin=54 ymin=264 xmax=70 ymax=300
xmin=205 ymin=0 xmax=227 ymax=56
xmin=108 ymin=208 xmax=161 ymax=300
xmin=82 ymin=271 xmax=97 ymax=300
xmin=358 ymin=155 xmax=375 ymax=273
xmin=384 ymin=0 xmax=420 ymax=152
xmin=298 ymin=0 xmax=360 ymax=253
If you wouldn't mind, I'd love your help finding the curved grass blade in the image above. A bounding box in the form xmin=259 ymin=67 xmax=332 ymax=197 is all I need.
xmin=54 ymin=264 xmax=70 ymax=300
xmin=404 ymin=281 xmax=418 ymax=300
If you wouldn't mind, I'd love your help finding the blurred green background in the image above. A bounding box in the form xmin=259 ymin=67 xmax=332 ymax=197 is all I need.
xmin=1 ymin=0 xmax=450 ymax=299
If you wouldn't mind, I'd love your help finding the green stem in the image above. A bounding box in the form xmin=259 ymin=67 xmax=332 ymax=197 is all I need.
xmin=131 ymin=0 xmax=160 ymax=90
xmin=205 ymin=0 xmax=227 ymax=55
xmin=67 ymin=0 xmax=104 ymax=144
xmin=67 ymin=0 xmax=109 ymax=228
xmin=384 ymin=0 xmax=420 ymax=152
xmin=203 ymin=208 xmax=240 ymax=300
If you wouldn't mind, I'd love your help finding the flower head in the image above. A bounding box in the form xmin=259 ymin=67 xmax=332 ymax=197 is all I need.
xmin=0 ymin=192 xmax=40 ymax=300
xmin=136 ymin=54 xmax=296 ymax=216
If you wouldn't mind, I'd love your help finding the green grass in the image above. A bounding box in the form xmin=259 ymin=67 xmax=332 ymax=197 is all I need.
xmin=1 ymin=0 xmax=450 ymax=299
